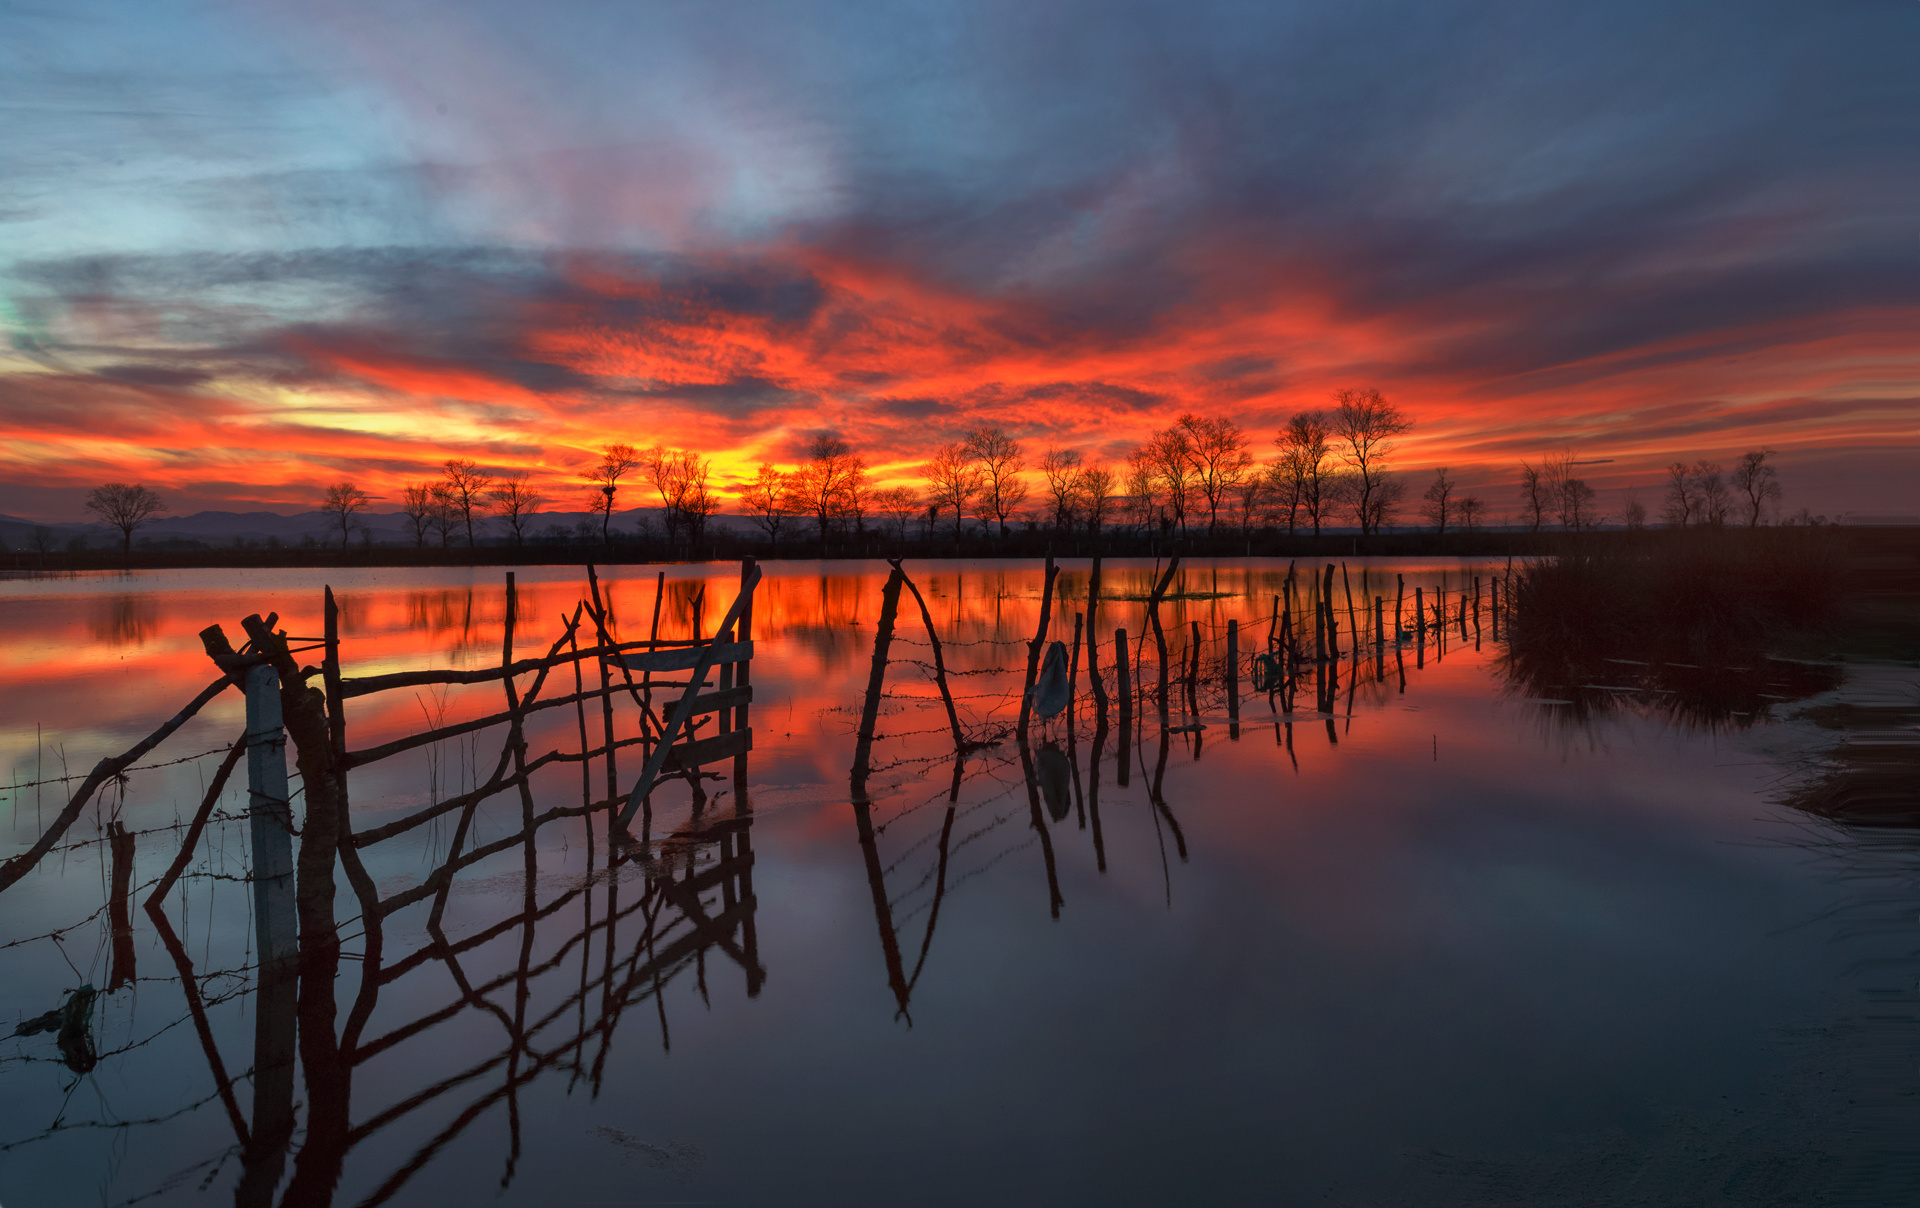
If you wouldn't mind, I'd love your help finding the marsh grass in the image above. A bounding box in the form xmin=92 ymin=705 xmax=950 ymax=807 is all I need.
xmin=1503 ymin=529 xmax=1848 ymax=731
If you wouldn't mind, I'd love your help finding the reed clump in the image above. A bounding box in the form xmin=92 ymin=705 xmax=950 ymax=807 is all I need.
xmin=1507 ymin=527 xmax=1844 ymax=666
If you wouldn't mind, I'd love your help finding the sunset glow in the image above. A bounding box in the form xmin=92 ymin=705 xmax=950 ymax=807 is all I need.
xmin=3 ymin=0 xmax=1915 ymax=520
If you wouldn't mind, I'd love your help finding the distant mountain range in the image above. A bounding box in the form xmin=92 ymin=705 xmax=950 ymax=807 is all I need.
xmin=0 ymin=507 xmax=759 ymax=550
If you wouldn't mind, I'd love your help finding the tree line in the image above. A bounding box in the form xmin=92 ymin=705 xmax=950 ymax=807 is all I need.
xmin=61 ymin=390 xmax=1807 ymax=556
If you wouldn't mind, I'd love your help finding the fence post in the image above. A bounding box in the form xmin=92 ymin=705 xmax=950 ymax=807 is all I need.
xmin=1226 ymin=619 xmax=1240 ymax=735
xmin=240 ymin=662 xmax=299 ymax=1201
xmin=245 ymin=664 xmax=297 ymax=966
xmin=1115 ymin=628 xmax=1132 ymax=786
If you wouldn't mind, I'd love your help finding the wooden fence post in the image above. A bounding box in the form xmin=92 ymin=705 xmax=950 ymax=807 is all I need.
xmin=244 ymin=664 xmax=298 ymax=967
xmin=849 ymin=566 xmax=905 ymax=803
xmin=1114 ymin=628 xmax=1132 ymax=786
xmin=1226 ymin=618 xmax=1240 ymax=733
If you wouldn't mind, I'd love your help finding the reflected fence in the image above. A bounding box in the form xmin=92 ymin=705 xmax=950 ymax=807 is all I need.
xmin=841 ymin=553 xmax=1515 ymax=1020
xmin=1 ymin=561 xmax=765 ymax=1204
xmin=1 ymin=554 xmax=1522 ymax=1202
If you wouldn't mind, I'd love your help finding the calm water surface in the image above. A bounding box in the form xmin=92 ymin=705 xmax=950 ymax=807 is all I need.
xmin=1 ymin=559 xmax=1914 ymax=1206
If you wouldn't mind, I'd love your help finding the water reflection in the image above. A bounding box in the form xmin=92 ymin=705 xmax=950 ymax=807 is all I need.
xmin=88 ymin=592 xmax=160 ymax=647
xmin=4 ymin=558 xmax=1912 ymax=1204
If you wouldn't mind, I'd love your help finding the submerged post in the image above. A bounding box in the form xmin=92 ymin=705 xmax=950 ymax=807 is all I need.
xmin=850 ymin=566 xmax=906 ymax=801
xmin=1086 ymin=557 xmax=1106 ymax=718
xmin=239 ymin=660 xmax=299 ymax=1202
xmin=1226 ymin=619 xmax=1240 ymax=733
xmin=1017 ymin=556 xmax=1060 ymax=738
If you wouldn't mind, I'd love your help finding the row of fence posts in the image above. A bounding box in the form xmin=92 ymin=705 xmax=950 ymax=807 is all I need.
xmin=992 ymin=557 xmax=1516 ymax=746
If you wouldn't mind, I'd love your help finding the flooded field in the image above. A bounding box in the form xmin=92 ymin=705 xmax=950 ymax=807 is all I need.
xmin=2 ymin=558 xmax=1916 ymax=1206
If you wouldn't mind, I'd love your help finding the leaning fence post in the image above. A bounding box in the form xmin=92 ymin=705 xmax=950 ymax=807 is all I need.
xmin=245 ymin=664 xmax=298 ymax=968
xmin=850 ymin=566 xmax=906 ymax=801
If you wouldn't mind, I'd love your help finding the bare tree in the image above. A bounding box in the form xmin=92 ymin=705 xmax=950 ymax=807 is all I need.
xmin=875 ymin=486 xmax=921 ymax=543
xmin=1732 ymin=449 xmax=1782 ymax=526
xmin=1623 ymin=493 xmax=1648 ymax=531
xmin=585 ymin=443 xmax=641 ymax=548
xmin=84 ymin=483 xmax=165 ymax=553
xmin=1144 ymin=425 xmax=1195 ymax=535
xmin=1231 ymin=467 xmax=1267 ymax=536
xmin=400 ymin=483 xmax=436 ymax=548
xmin=441 ymin=459 xmax=492 ymax=547
xmin=29 ymin=526 xmax=55 ymax=558
xmin=1353 ymin=473 xmax=1404 ymax=534
xmin=965 ymin=426 xmax=1028 ymax=541
xmin=1080 ymin=463 xmax=1116 ymax=537
xmin=840 ymin=458 xmax=872 ymax=539
xmin=1457 ymin=496 xmax=1485 ymax=533
xmin=320 ymin=482 xmax=369 ymax=549
xmin=1179 ymin=413 xmax=1252 ymax=535
xmin=1419 ymin=467 xmax=1455 ymax=534
xmin=1518 ymin=463 xmax=1550 ymax=532
xmin=925 ymin=442 xmax=983 ymax=544
xmin=645 ymin=447 xmax=718 ymax=551
xmin=1693 ymin=460 xmax=1730 ymax=527
xmin=488 ymin=472 xmax=545 ymax=547
xmin=1277 ymin=411 xmax=1333 ymax=536
xmin=743 ymin=464 xmax=794 ymax=549
xmin=1562 ymin=479 xmax=1598 ymax=531
xmin=791 ymin=433 xmax=864 ymax=547
xmin=1039 ymin=447 xmax=1083 ymax=531
xmin=1331 ymin=388 xmax=1412 ymax=535
xmin=1662 ymin=461 xmax=1697 ymax=527
xmin=1124 ymin=447 xmax=1158 ymax=532
xmin=428 ymin=483 xmax=461 ymax=548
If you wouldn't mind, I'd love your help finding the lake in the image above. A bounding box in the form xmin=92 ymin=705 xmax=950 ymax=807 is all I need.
xmin=2 ymin=558 xmax=1915 ymax=1206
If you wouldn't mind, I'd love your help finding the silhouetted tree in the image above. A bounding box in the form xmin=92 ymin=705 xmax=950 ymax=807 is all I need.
xmin=1278 ymin=410 xmax=1333 ymax=535
xmin=1518 ymin=462 xmax=1549 ymax=532
xmin=874 ymin=486 xmax=920 ymax=543
xmin=1732 ymin=449 xmax=1782 ymax=526
xmin=1230 ymin=466 xmax=1266 ymax=536
xmin=1039 ymin=447 xmax=1083 ymax=531
xmin=428 ymin=483 xmax=460 ymax=547
xmin=1080 ymin=464 xmax=1116 ymax=537
xmin=1694 ymin=460 xmax=1730 ymax=527
xmin=791 ymin=433 xmax=864 ymax=547
xmin=1662 ymin=461 xmax=1697 ymax=527
xmin=1419 ymin=467 xmax=1455 ymax=534
xmin=1457 ymin=495 xmax=1485 ymax=533
xmin=925 ymin=442 xmax=983 ymax=545
xmin=488 ymin=473 xmax=545 ymax=547
xmin=84 ymin=483 xmax=165 ymax=553
xmin=1623 ymin=493 xmax=1648 ymax=531
xmin=320 ymin=482 xmax=369 ymax=548
xmin=400 ymin=483 xmax=436 ymax=548
xmin=1179 ymin=413 xmax=1252 ymax=535
xmin=585 ymin=443 xmax=640 ymax=547
xmin=965 ymin=426 xmax=1028 ymax=541
xmin=440 ymin=459 xmax=492 ymax=547
xmin=743 ymin=464 xmax=795 ymax=549
xmin=1124 ymin=448 xmax=1158 ymax=533
xmin=1331 ymin=388 xmax=1411 ymax=535
xmin=1143 ymin=426 xmax=1195 ymax=535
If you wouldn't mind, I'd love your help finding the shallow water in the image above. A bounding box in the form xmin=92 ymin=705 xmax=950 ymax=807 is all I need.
xmin=1 ymin=558 xmax=1915 ymax=1206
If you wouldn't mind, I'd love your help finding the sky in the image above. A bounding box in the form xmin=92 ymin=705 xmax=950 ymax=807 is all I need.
xmin=2 ymin=0 xmax=1916 ymax=522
